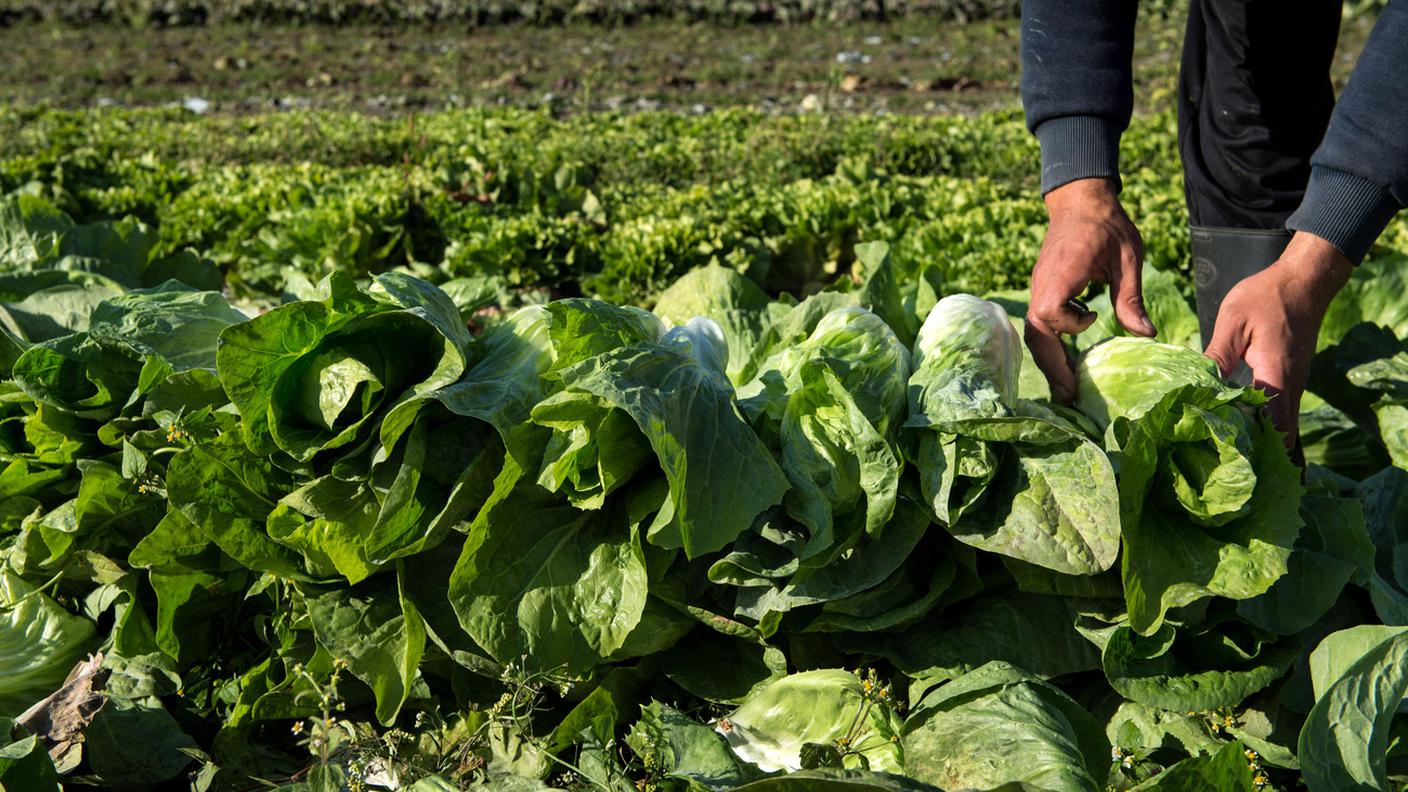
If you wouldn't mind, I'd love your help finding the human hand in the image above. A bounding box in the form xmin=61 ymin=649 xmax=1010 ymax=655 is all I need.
xmin=1202 ymin=232 xmax=1353 ymax=446
xmin=1025 ymin=178 xmax=1156 ymax=404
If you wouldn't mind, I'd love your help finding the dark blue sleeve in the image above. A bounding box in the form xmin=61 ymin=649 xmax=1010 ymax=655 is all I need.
xmin=1020 ymin=0 xmax=1140 ymax=194
xmin=1287 ymin=0 xmax=1408 ymax=263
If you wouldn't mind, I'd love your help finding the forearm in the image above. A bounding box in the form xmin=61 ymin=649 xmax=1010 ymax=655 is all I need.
xmin=1020 ymin=0 xmax=1139 ymax=194
xmin=1286 ymin=0 xmax=1408 ymax=263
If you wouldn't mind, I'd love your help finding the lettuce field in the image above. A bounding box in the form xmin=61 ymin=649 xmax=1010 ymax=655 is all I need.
xmin=4 ymin=45 xmax=1408 ymax=792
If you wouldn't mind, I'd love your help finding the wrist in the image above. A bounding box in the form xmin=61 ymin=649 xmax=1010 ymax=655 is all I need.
xmin=1044 ymin=177 xmax=1122 ymax=217
xmin=1269 ymin=231 xmax=1354 ymax=309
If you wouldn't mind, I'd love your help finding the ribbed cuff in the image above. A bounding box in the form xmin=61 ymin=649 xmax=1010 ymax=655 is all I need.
xmin=1286 ymin=166 xmax=1402 ymax=264
xmin=1034 ymin=115 xmax=1123 ymax=195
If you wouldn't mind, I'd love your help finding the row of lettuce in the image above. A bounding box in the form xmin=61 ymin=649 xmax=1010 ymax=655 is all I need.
xmin=1 ymin=108 xmax=1207 ymax=307
xmin=8 ymin=107 xmax=1405 ymax=310
xmin=4 ymin=192 xmax=1408 ymax=791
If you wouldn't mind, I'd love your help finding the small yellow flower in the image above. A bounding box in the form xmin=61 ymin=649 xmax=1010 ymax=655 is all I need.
xmin=291 ymin=721 xmax=305 ymax=735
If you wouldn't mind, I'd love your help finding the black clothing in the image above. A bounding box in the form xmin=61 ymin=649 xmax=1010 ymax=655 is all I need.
xmin=1021 ymin=0 xmax=1408 ymax=263
xmin=1178 ymin=0 xmax=1340 ymax=229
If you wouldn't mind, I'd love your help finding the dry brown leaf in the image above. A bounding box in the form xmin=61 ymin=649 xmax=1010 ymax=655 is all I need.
xmin=16 ymin=652 xmax=110 ymax=772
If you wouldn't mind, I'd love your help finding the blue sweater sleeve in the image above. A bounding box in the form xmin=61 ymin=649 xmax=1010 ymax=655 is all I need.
xmin=1287 ymin=0 xmax=1408 ymax=263
xmin=1019 ymin=0 xmax=1139 ymax=194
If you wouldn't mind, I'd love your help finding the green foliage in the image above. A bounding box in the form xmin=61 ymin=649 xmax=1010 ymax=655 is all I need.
xmin=1076 ymin=339 xmax=1305 ymax=635
xmin=5 ymin=99 xmax=1408 ymax=792
xmin=0 ymin=571 xmax=97 ymax=718
xmin=902 ymin=662 xmax=1108 ymax=791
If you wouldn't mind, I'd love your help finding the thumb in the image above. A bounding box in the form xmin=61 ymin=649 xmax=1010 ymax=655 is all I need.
xmin=1203 ymin=317 xmax=1247 ymax=379
xmin=1112 ymin=248 xmax=1156 ymax=337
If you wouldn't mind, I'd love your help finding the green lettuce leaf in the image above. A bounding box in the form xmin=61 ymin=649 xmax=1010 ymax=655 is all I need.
xmin=1101 ymin=620 xmax=1298 ymax=712
xmin=217 ymin=271 xmax=471 ymax=461
xmin=1078 ymin=338 xmax=1304 ymax=634
xmin=1129 ymin=740 xmax=1257 ymax=791
xmin=1235 ymin=494 xmax=1375 ymax=635
xmin=626 ymin=700 xmax=761 ymax=791
xmin=720 ymin=669 xmax=903 ymax=774
xmin=546 ymin=327 xmax=787 ymax=558
xmin=732 ymin=769 xmax=941 ymax=791
xmin=653 ymin=262 xmax=783 ymax=386
xmin=1298 ymin=626 xmax=1408 ymax=791
xmin=739 ymin=306 xmax=909 ymax=568
xmin=0 ymin=569 xmax=97 ymax=718
xmin=906 ymin=295 xmax=1120 ymax=576
xmin=0 ymin=729 xmax=61 ymax=792
xmin=902 ymin=661 xmax=1108 ymax=792
xmin=449 ymin=433 xmax=650 ymax=676
xmin=304 ymin=571 xmax=426 ymax=726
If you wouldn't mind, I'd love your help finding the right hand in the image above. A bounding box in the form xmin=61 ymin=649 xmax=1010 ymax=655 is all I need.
xmin=1024 ymin=177 xmax=1156 ymax=404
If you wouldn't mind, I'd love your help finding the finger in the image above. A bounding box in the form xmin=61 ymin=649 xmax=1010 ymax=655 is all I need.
xmin=1253 ymin=378 xmax=1298 ymax=448
xmin=1202 ymin=314 xmax=1248 ymax=379
xmin=1245 ymin=349 xmax=1298 ymax=447
xmin=1029 ymin=297 xmax=1100 ymax=337
xmin=1024 ymin=317 xmax=1078 ymax=404
xmin=1111 ymin=245 xmax=1156 ymax=337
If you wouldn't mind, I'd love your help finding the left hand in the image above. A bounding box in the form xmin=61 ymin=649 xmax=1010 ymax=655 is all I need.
xmin=1202 ymin=231 xmax=1354 ymax=446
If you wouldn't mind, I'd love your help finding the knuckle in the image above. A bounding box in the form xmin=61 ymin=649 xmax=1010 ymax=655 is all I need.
xmin=1030 ymin=299 xmax=1070 ymax=324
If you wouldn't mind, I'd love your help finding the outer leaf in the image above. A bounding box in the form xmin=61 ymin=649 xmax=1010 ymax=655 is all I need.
xmin=83 ymin=696 xmax=196 ymax=787
xmin=0 ymin=731 xmax=61 ymax=792
xmin=902 ymin=662 xmax=1108 ymax=792
xmin=890 ymin=589 xmax=1100 ymax=682
xmin=1102 ymin=623 xmax=1298 ymax=712
xmin=1117 ymin=403 xmax=1303 ymax=635
xmin=85 ymin=283 xmax=248 ymax=372
xmin=944 ymin=425 xmax=1120 ymax=576
xmin=305 ymin=572 xmax=426 ymax=726
xmin=1129 ymin=740 xmax=1256 ymax=791
xmin=1236 ymin=494 xmax=1376 ymax=635
xmin=1105 ymin=701 xmax=1222 ymax=761
xmin=654 ymin=262 xmax=776 ymax=386
xmin=0 ymin=571 xmax=97 ymax=718
xmin=626 ymin=701 xmax=758 ymax=791
xmin=720 ymin=669 xmax=903 ymax=774
xmin=1298 ymin=628 xmax=1408 ymax=791
xmin=554 ymin=342 xmax=787 ymax=558
xmin=165 ymin=436 xmax=304 ymax=579
xmin=449 ymin=437 xmax=649 ymax=676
